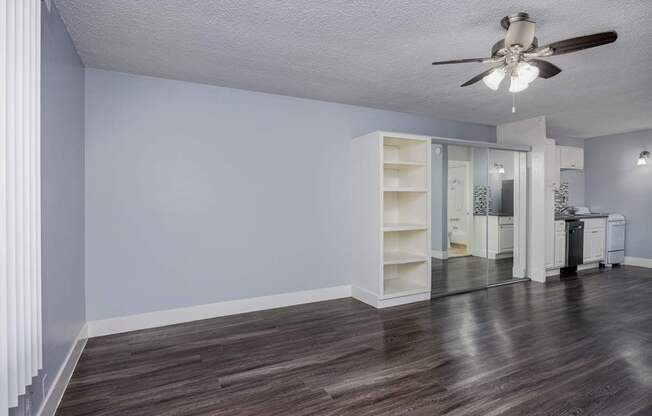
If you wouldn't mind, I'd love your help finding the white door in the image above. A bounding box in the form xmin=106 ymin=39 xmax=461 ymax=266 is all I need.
xmin=591 ymin=230 xmax=605 ymax=261
xmin=448 ymin=164 xmax=469 ymax=244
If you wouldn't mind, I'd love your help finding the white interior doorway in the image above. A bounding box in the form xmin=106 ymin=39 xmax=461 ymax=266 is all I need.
xmin=447 ymin=160 xmax=471 ymax=257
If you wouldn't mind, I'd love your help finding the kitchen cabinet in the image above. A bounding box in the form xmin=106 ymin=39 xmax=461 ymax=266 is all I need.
xmin=582 ymin=218 xmax=606 ymax=263
xmin=544 ymin=186 xmax=555 ymax=269
xmin=554 ymin=221 xmax=566 ymax=268
xmin=559 ymin=146 xmax=584 ymax=170
xmin=473 ymin=216 xmax=513 ymax=259
xmin=591 ymin=229 xmax=605 ymax=260
xmin=544 ymin=139 xmax=561 ymax=187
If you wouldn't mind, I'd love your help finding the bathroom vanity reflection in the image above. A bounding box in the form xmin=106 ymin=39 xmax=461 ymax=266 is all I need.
xmin=431 ymin=141 xmax=528 ymax=296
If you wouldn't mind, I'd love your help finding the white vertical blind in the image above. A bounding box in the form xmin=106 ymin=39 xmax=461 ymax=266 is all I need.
xmin=1 ymin=1 xmax=42 ymax=414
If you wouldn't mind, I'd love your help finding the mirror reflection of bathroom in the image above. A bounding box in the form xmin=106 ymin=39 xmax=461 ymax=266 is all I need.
xmin=431 ymin=142 xmax=527 ymax=297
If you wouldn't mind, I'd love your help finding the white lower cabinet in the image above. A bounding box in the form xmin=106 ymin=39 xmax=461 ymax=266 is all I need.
xmin=554 ymin=221 xmax=566 ymax=268
xmin=473 ymin=216 xmax=513 ymax=259
xmin=544 ymin=186 xmax=555 ymax=269
xmin=498 ymin=224 xmax=514 ymax=253
xmin=584 ymin=229 xmax=605 ymax=263
xmin=582 ymin=218 xmax=606 ymax=263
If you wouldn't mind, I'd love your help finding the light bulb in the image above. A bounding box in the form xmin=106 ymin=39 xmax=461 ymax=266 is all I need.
xmin=638 ymin=157 xmax=647 ymax=166
xmin=509 ymin=75 xmax=529 ymax=93
xmin=516 ymin=62 xmax=539 ymax=84
xmin=482 ymin=67 xmax=506 ymax=91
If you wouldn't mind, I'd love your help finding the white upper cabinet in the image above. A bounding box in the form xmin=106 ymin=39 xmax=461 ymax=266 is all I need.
xmin=544 ymin=139 xmax=561 ymax=187
xmin=559 ymin=146 xmax=584 ymax=170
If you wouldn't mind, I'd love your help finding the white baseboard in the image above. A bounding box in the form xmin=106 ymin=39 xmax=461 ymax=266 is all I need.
xmin=625 ymin=256 xmax=652 ymax=268
xmin=546 ymin=268 xmax=560 ymax=277
xmin=578 ymin=263 xmax=599 ymax=271
xmin=351 ymin=285 xmax=430 ymax=309
xmin=37 ymin=323 xmax=88 ymax=416
xmin=87 ymin=285 xmax=352 ymax=337
xmin=351 ymin=286 xmax=379 ymax=308
xmin=431 ymin=250 xmax=448 ymax=260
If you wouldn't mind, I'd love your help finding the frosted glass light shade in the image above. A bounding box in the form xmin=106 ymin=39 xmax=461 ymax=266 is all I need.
xmin=516 ymin=62 xmax=540 ymax=84
xmin=482 ymin=67 xmax=506 ymax=90
xmin=509 ymin=75 xmax=529 ymax=93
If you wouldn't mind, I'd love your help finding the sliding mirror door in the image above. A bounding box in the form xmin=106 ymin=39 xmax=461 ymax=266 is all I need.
xmin=486 ymin=149 xmax=528 ymax=285
xmin=431 ymin=142 xmax=528 ymax=297
xmin=431 ymin=144 xmax=489 ymax=296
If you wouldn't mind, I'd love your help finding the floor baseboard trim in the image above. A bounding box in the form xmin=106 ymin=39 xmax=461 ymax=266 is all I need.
xmin=37 ymin=323 xmax=88 ymax=416
xmin=87 ymin=285 xmax=352 ymax=338
xmin=431 ymin=250 xmax=448 ymax=260
xmin=625 ymin=256 xmax=652 ymax=269
xmin=351 ymin=286 xmax=380 ymax=308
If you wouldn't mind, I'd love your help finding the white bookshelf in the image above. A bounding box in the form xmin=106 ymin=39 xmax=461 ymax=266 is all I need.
xmin=352 ymin=132 xmax=431 ymax=308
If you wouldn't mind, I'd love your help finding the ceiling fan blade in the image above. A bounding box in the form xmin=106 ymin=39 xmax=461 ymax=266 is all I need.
xmin=432 ymin=58 xmax=488 ymax=65
xmin=529 ymin=59 xmax=562 ymax=79
xmin=544 ymin=31 xmax=618 ymax=55
xmin=460 ymin=68 xmax=494 ymax=87
xmin=505 ymin=20 xmax=536 ymax=49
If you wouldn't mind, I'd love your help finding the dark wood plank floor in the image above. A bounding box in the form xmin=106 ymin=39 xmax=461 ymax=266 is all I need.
xmin=57 ymin=266 xmax=652 ymax=415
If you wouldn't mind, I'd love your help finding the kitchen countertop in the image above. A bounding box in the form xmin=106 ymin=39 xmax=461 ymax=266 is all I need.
xmin=555 ymin=213 xmax=609 ymax=221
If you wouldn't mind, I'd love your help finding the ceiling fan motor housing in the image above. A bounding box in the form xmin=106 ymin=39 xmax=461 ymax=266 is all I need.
xmin=504 ymin=13 xmax=536 ymax=49
xmin=500 ymin=12 xmax=532 ymax=30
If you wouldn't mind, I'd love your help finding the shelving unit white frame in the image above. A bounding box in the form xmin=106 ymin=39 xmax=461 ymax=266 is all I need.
xmin=352 ymin=131 xmax=431 ymax=308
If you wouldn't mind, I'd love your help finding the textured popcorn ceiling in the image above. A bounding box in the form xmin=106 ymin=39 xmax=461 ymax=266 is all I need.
xmin=55 ymin=0 xmax=652 ymax=138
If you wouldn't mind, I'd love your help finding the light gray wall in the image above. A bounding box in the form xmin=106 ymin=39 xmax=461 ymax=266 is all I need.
xmin=584 ymin=129 xmax=652 ymax=259
xmin=11 ymin=4 xmax=86 ymax=415
xmin=84 ymin=68 xmax=495 ymax=321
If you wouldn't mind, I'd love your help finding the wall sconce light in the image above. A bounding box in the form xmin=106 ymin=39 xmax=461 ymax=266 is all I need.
xmin=638 ymin=150 xmax=650 ymax=166
xmin=494 ymin=163 xmax=505 ymax=174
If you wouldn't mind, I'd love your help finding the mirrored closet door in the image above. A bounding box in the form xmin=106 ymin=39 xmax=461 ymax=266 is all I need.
xmin=431 ymin=140 xmax=528 ymax=297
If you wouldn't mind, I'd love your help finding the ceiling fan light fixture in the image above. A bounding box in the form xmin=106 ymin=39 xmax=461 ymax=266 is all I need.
xmin=637 ymin=151 xmax=650 ymax=166
xmin=516 ymin=62 xmax=540 ymax=84
xmin=509 ymin=75 xmax=529 ymax=93
xmin=482 ymin=67 xmax=506 ymax=90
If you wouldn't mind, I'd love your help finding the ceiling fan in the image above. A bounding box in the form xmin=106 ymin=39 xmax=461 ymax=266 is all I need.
xmin=431 ymin=12 xmax=618 ymax=93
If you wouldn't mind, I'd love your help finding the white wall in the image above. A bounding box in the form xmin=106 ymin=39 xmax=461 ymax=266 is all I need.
xmin=84 ymin=68 xmax=495 ymax=321
xmin=498 ymin=116 xmax=547 ymax=282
